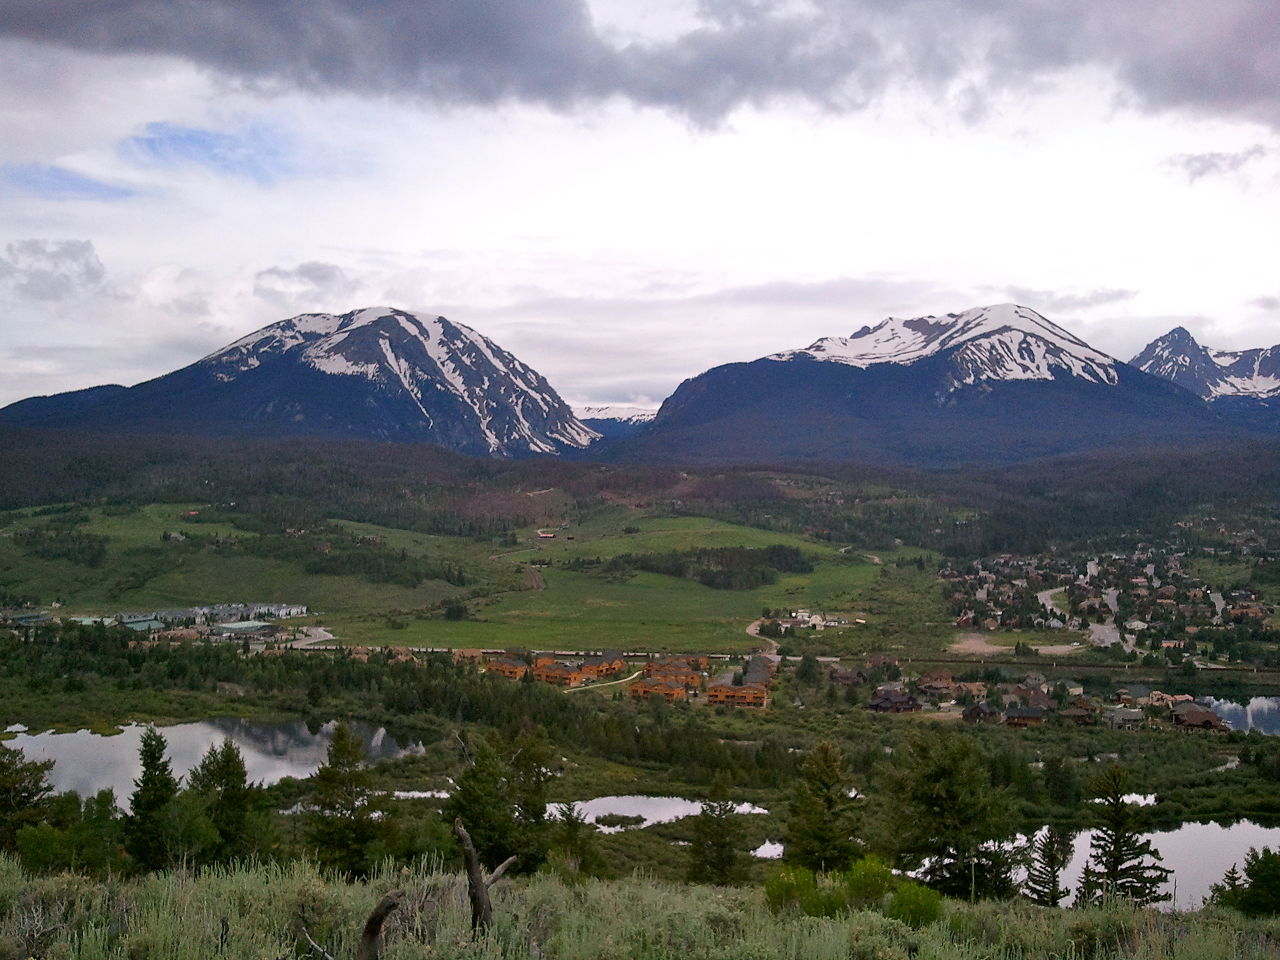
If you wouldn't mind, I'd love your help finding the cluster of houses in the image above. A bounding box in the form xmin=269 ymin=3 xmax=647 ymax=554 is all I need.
xmin=478 ymin=650 xmax=626 ymax=687
xmin=861 ymin=666 xmax=1234 ymax=733
xmin=473 ymin=647 xmax=778 ymax=709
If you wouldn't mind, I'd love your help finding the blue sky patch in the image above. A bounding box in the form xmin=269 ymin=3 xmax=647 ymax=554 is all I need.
xmin=0 ymin=164 xmax=136 ymax=201
xmin=123 ymin=122 xmax=292 ymax=186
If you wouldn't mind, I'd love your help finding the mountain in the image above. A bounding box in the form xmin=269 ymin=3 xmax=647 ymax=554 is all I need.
xmin=612 ymin=303 xmax=1230 ymax=466
xmin=1132 ymin=327 xmax=1280 ymax=401
xmin=574 ymin=405 xmax=658 ymax=439
xmin=0 ymin=307 xmax=598 ymax=457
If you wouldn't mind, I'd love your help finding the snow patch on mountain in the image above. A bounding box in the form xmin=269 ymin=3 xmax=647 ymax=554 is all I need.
xmin=199 ymin=307 xmax=597 ymax=454
xmin=575 ymin=405 xmax=659 ymax=425
xmin=769 ymin=303 xmax=1118 ymax=391
xmin=1132 ymin=327 xmax=1280 ymax=400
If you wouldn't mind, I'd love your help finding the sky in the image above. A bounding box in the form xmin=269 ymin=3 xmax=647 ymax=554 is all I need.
xmin=2 ymin=0 xmax=1279 ymax=410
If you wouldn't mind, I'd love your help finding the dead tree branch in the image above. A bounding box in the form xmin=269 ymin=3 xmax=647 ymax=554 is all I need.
xmin=454 ymin=818 xmax=518 ymax=932
xmin=356 ymin=889 xmax=405 ymax=960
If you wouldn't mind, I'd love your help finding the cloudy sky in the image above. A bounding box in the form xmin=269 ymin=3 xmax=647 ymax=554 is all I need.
xmin=2 ymin=1 xmax=1278 ymax=410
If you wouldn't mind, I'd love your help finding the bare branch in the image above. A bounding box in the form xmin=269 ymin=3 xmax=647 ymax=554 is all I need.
xmin=356 ymin=889 xmax=405 ymax=960
xmin=485 ymin=855 xmax=519 ymax=888
xmin=299 ymin=927 xmax=336 ymax=960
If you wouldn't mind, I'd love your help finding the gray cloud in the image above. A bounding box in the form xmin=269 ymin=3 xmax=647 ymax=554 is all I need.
xmin=4 ymin=2 xmax=1280 ymax=127
xmin=1166 ymin=145 xmax=1267 ymax=182
xmin=1005 ymin=287 xmax=1137 ymax=313
xmin=253 ymin=260 xmax=355 ymax=309
xmin=1250 ymin=295 xmax=1280 ymax=311
xmin=0 ymin=239 xmax=105 ymax=301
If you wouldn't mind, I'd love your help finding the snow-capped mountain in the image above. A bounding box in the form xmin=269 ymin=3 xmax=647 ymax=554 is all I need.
xmin=609 ymin=303 xmax=1226 ymax=466
xmin=770 ymin=303 xmax=1118 ymax=394
xmin=574 ymin=405 xmax=658 ymax=440
xmin=0 ymin=307 xmax=598 ymax=457
xmin=1131 ymin=327 xmax=1280 ymax=400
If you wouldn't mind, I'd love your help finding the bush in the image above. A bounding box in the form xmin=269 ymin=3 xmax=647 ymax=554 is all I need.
xmin=884 ymin=881 xmax=942 ymax=929
xmin=844 ymin=856 xmax=894 ymax=908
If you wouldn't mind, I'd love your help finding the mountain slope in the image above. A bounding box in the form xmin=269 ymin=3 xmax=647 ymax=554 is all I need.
xmin=0 ymin=307 xmax=597 ymax=457
xmin=609 ymin=303 xmax=1229 ymax=466
xmin=1132 ymin=327 xmax=1280 ymax=400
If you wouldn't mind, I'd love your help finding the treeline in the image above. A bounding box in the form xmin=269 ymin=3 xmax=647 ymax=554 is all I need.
xmin=1 ymin=624 xmax=800 ymax=790
xmin=583 ymin=545 xmax=814 ymax=590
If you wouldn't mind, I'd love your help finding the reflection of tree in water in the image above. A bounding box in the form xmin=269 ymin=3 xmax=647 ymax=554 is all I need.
xmin=1203 ymin=697 xmax=1280 ymax=736
xmin=12 ymin=719 xmax=424 ymax=803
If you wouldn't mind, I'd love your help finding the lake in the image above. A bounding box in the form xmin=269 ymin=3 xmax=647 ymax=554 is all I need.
xmin=4 ymin=719 xmax=423 ymax=806
xmin=1200 ymin=696 xmax=1280 ymax=735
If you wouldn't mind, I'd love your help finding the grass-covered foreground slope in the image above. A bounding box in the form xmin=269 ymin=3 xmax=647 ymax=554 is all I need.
xmin=1 ymin=857 xmax=1277 ymax=960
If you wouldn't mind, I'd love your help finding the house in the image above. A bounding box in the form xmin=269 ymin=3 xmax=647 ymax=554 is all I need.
xmin=918 ymin=671 xmax=954 ymax=699
xmin=452 ymin=648 xmax=486 ymax=665
xmin=828 ymin=666 xmax=868 ymax=687
xmin=1005 ymin=706 xmax=1047 ymax=728
xmin=487 ymin=657 xmax=530 ymax=681
xmin=534 ymin=661 xmax=586 ymax=687
xmin=644 ymin=658 xmax=703 ymax=689
xmin=1108 ymin=708 xmax=1145 ymax=731
xmin=1115 ymin=684 xmax=1152 ymax=706
xmin=581 ymin=651 xmax=625 ymax=679
xmin=962 ymin=702 xmax=1003 ymax=724
xmin=1170 ymin=701 xmax=1230 ymax=732
xmin=706 ymin=680 xmax=769 ymax=708
xmin=629 ymin=677 xmax=688 ymax=703
xmin=531 ymin=652 xmax=559 ymax=669
xmin=954 ymin=681 xmax=988 ymax=700
xmin=867 ymin=688 xmax=922 ymax=713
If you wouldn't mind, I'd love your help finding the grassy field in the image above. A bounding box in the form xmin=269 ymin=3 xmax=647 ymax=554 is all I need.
xmin=2 ymin=500 xmax=926 ymax=655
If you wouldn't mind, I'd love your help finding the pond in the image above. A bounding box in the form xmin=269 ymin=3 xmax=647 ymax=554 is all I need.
xmin=567 ymin=795 xmax=768 ymax=833
xmin=4 ymin=719 xmax=423 ymax=806
xmin=1200 ymin=696 xmax=1280 ymax=735
xmin=751 ymin=820 xmax=1280 ymax=911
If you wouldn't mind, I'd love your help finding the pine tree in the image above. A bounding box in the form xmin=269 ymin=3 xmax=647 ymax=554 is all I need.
xmin=0 ymin=742 xmax=54 ymax=852
xmin=1077 ymin=766 xmax=1171 ymax=906
xmin=688 ymin=773 xmax=745 ymax=885
xmin=873 ymin=728 xmax=1019 ymax=900
xmin=187 ymin=739 xmax=253 ymax=863
xmin=306 ymin=723 xmax=386 ymax=876
xmin=1024 ymin=826 xmax=1075 ymax=906
xmin=443 ymin=736 xmax=522 ymax=868
xmin=783 ymin=740 xmax=861 ymax=872
xmin=125 ymin=726 xmax=179 ymax=871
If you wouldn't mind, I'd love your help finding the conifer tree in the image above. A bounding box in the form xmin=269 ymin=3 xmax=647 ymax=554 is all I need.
xmin=444 ymin=736 xmax=522 ymax=868
xmin=307 ymin=723 xmax=386 ymax=876
xmin=0 ymin=742 xmax=54 ymax=852
xmin=125 ymin=726 xmax=179 ymax=871
xmin=1077 ymin=766 xmax=1171 ymax=906
xmin=187 ymin=739 xmax=254 ymax=863
xmin=1024 ymin=826 xmax=1075 ymax=906
xmin=688 ymin=773 xmax=745 ymax=885
xmin=783 ymin=740 xmax=860 ymax=872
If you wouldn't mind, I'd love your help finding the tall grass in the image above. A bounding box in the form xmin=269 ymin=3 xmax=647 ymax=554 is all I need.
xmin=0 ymin=856 xmax=1277 ymax=959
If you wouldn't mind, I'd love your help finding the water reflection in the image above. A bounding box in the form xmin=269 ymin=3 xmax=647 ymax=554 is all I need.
xmin=572 ymin=795 xmax=768 ymax=833
xmin=6 ymin=719 xmax=422 ymax=806
xmin=1201 ymin=696 xmax=1280 ymax=735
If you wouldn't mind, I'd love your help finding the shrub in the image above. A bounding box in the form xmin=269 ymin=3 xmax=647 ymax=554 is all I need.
xmin=844 ymin=856 xmax=894 ymax=908
xmin=884 ymin=881 xmax=942 ymax=929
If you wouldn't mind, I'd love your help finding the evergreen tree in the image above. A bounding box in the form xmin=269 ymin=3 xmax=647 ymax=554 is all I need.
xmin=443 ymin=736 xmax=522 ymax=869
xmin=0 ymin=742 xmax=54 ymax=852
xmin=187 ymin=739 xmax=254 ymax=863
xmin=508 ymin=727 xmax=553 ymax=869
xmin=1077 ymin=766 xmax=1171 ymax=906
xmin=688 ymin=773 xmax=746 ymax=885
xmin=795 ymin=653 xmax=822 ymax=685
xmin=1024 ymin=826 xmax=1075 ymax=906
xmin=873 ymin=728 xmax=1019 ymax=900
xmin=125 ymin=726 xmax=179 ymax=871
xmin=549 ymin=802 xmax=606 ymax=878
xmin=1209 ymin=847 xmax=1280 ymax=917
xmin=306 ymin=723 xmax=386 ymax=876
xmin=783 ymin=740 xmax=861 ymax=872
